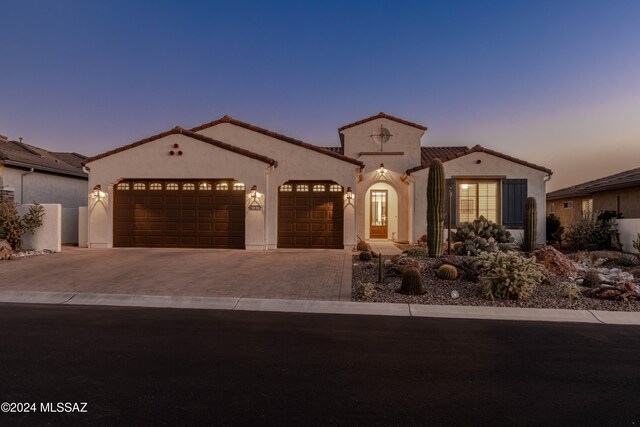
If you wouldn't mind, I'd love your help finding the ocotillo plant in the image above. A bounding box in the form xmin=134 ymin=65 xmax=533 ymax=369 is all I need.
xmin=524 ymin=196 xmax=537 ymax=252
xmin=378 ymin=255 xmax=384 ymax=283
xmin=427 ymin=159 xmax=445 ymax=257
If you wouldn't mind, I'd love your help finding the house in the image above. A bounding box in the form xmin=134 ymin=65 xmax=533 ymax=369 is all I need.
xmin=546 ymin=166 xmax=640 ymax=226
xmin=0 ymin=134 xmax=88 ymax=207
xmin=83 ymin=112 xmax=552 ymax=249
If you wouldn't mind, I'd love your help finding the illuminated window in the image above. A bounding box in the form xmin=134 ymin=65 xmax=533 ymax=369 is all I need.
xmin=133 ymin=182 xmax=146 ymax=190
xmin=150 ymin=183 xmax=162 ymax=190
xmin=313 ymin=184 xmax=325 ymax=192
xmin=183 ymin=183 xmax=195 ymax=190
xmin=117 ymin=182 xmax=130 ymax=190
xmin=200 ymin=183 xmax=212 ymax=191
xmin=581 ymin=199 xmax=593 ymax=219
xmin=279 ymin=184 xmax=292 ymax=192
xmin=166 ymin=183 xmax=179 ymax=190
xmin=329 ymin=184 xmax=342 ymax=192
xmin=458 ymin=181 xmax=498 ymax=223
xmin=216 ymin=182 xmax=228 ymax=190
xmin=563 ymin=201 xmax=573 ymax=209
xmin=232 ymin=183 xmax=245 ymax=191
xmin=296 ymin=184 xmax=309 ymax=192
xmin=550 ymin=202 xmax=555 ymax=214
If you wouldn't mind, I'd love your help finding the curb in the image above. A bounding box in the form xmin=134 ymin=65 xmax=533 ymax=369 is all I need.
xmin=0 ymin=290 xmax=639 ymax=325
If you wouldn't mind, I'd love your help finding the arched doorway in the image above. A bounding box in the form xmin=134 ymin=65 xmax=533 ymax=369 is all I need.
xmin=365 ymin=182 xmax=398 ymax=240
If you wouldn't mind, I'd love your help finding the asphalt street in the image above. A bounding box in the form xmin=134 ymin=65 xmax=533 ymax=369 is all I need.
xmin=1 ymin=303 xmax=639 ymax=426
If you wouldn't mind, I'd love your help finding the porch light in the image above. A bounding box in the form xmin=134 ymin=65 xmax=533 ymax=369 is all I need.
xmin=92 ymin=185 xmax=104 ymax=200
xmin=377 ymin=163 xmax=387 ymax=176
xmin=346 ymin=187 xmax=353 ymax=201
xmin=250 ymin=185 xmax=257 ymax=199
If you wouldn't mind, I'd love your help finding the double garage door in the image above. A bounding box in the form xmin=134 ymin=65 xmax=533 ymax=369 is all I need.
xmin=114 ymin=179 xmax=245 ymax=248
xmin=277 ymin=181 xmax=344 ymax=249
xmin=113 ymin=179 xmax=344 ymax=249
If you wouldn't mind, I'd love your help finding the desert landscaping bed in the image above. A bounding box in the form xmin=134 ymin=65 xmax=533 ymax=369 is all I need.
xmin=351 ymin=251 xmax=640 ymax=312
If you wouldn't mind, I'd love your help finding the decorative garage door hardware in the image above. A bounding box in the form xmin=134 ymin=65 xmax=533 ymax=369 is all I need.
xmin=114 ymin=179 xmax=245 ymax=249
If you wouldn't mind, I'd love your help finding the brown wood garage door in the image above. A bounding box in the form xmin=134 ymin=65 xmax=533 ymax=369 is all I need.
xmin=114 ymin=179 xmax=245 ymax=248
xmin=278 ymin=181 xmax=343 ymax=249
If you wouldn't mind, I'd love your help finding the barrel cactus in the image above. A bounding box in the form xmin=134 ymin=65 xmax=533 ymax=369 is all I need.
xmin=426 ymin=159 xmax=445 ymax=257
xmin=436 ymin=264 xmax=458 ymax=280
xmin=524 ymin=197 xmax=537 ymax=252
xmin=358 ymin=251 xmax=372 ymax=262
xmin=398 ymin=267 xmax=425 ymax=295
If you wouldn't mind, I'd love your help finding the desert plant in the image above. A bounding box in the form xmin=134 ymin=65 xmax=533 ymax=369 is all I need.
xmin=426 ymin=159 xmax=445 ymax=257
xmin=358 ymin=251 xmax=372 ymax=262
xmin=618 ymin=253 xmax=640 ymax=267
xmin=378 ymin=255 xmax=384 ymax=283
xmin=356 ymin=282 xmax=376 ymax=299
xmin=0 ymin=201 xmax=45 ymax=251
xmin=565 ymin=211 xmax=617 ymax=251
xmin=562 ymin=282 xmax=581 ymax=301
xmin=582 ymin=270 xmax=602 ymax=288
xmin=478 ymin=251 xmax=545 ymax=300
xmin=398 ymin=267 xmax=425 ymax=295
xmin=523 ymin=197 xmax=537 ymax=252
xmin=453 ymin=216 xmax=514 ymax=256
xmin=498 ymin=243 xmax=512 ymax=252
xmin=404 ymin=247 xmax=429 ymax=257
xmin=546 ymin=214 xmax=564 ymax=246
xmin=436 ymin=264 xmax=458 ymax=280
xmin=356 ymin=240 xmax=371 ymax=252
xmin=633 ymin=233 xmax=640 ymax=253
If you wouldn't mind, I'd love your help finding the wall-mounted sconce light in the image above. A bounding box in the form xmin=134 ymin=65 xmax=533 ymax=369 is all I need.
xmin=250 ymin=185 xmax=257 ymax=199
xmin=377 ymin=163 xmax=387 ymax=176
xmin=248 ymin=185 xmax=261 ymax=210
xmin=346 ymin=187 xmax=353 ymax=201
xmin=92 ymin=184 xmax=105 ymax=200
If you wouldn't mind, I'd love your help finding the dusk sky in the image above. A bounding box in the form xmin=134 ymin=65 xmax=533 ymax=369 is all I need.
xmin=1 ymin=0 xmax=639 ymax=191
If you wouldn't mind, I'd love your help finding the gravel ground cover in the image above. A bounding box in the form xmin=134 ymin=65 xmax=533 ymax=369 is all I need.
xmin=352 ymin=254 xmax=640 ymax=312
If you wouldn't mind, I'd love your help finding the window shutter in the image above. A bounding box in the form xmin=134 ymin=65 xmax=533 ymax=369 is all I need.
xmin=444 ymin=179 xmax=457 ymax=227
xmin=502 ymin=179 xmax=527 ymax=227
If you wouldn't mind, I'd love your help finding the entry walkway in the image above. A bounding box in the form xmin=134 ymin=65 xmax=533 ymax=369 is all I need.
xmin=367 ymin=240 xmax=402 ymax=256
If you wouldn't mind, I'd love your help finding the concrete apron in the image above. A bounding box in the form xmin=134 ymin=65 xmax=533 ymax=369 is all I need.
xmin=1 ymin=290 xmax=640 ymax=325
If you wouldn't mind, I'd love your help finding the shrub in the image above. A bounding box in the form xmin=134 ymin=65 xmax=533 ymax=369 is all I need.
xmin=356 ymin=240 xmax=371 ymax=252
xmin=436 ymin=264 xmax=458 ymax=280
xmin=356 ymin=282 xmax=375 ymax=299
xmin=453 ymin=216 xmax=514 ymax=256
xmin=565 ymin=211 xmax=617 ymax=250
xmin=358 ymin=251 xmax=372 ymax=262
xmin=546 ymin=214 xmax=564 ymax=246
xmin=562 ymin=282 xmax=581 ymax=301
xmin=0 ymin=201 xmax=45 ymax=251
xmin=404 ymin=247 xmax=429 ymax=257
xmin=478 ymin=251 xmax=545 ymax=300
xmin=398 ymin=267 xmax=425 ymax=295
xmin=618 ymin=253 xmax=639 ymax=267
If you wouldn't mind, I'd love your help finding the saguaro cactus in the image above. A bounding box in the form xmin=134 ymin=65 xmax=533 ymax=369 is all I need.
xmin=524 ymin=196 xmax=537 ymax=252
xmin=427 ymin=159 xmax=445 ymax=257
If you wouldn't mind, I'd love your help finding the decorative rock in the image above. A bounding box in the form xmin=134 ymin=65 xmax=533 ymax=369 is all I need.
xmin=0 ymin=239 xmax=13 ymax=260
xmin=531 ymin=246 xmax=578 ymax=277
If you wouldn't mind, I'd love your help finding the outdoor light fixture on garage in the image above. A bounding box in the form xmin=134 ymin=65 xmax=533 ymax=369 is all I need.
xmin=248 ymin=185 xmax=261 ymax=210
xmin=250 ymin=185 xmax=257 ymax=198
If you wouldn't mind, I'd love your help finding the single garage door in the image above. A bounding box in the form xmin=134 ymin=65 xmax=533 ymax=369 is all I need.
xmin=114 ymin=179 xmax=245 ymax=248
xmin=278 ymin=181 xmax=343 ymax=249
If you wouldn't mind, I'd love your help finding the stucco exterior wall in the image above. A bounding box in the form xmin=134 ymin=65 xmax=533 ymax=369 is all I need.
xmin=341 ymin=118 xmax=424 ymax=174
xmin=545 ymin=196 xmax=591 ymax=228
xmin=19 ymin=203 xmax=62 ymax=252
xmin=412 ymin=152 xmax=550 ymax=245
xmin=196 ymin=123 xmax=359 ymax=249
xmin=618 ymin=219 xmax=640 ymax=254
xmin=594 ymin=187 xmax=640 ymax=219
xmin=2 ymin=166 xmax=88 ymax=208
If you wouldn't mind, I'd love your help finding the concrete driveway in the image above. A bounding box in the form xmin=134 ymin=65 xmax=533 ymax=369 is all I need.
xmin=0 ymin=247 xmax=352 ymax=301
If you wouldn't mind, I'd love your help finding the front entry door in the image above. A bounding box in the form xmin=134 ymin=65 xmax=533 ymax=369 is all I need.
xmin=370 ymin=190 xmax=388 ymax=239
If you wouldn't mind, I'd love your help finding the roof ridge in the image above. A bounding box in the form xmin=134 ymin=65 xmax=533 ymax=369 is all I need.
xmin=338 ymin=112 xmax=428 ymax=132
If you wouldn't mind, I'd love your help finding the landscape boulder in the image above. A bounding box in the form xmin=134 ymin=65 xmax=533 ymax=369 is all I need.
xmin=531 ymin=246 xmax=577 ymax=278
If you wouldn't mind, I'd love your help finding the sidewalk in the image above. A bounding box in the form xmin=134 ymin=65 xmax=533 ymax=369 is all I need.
xmin=1 ymin=290 xmax=639 ymax=325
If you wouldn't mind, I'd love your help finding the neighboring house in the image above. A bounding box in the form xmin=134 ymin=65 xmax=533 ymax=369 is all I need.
xmin=547 ymin=166 xmax=640 ymax=226
xmin=84 ymin=112 xmax=552 ymax=249
xmin=0 ymin=134 xmax=88 ymax=207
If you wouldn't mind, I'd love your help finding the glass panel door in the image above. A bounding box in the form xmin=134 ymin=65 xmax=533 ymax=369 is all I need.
xmin=370 ymin=190 xmax=388 ymax=239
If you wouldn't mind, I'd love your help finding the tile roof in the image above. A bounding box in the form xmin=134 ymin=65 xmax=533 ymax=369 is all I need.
xmin=0 ymin=140 xmax=88 ymax=178
xmin=192 ymin=116 xmax=364 ymax=167
xmin=338 ymin=112 xmax=428 ymax=132
xmin=547 ymin=166 xmax=640 ymax=200
xmin=406 ymin=145 xmax=553 ymax=175
xmin=84 ymin=127 xmax=278 ymax=166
